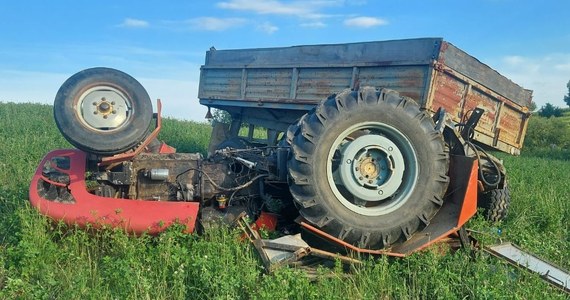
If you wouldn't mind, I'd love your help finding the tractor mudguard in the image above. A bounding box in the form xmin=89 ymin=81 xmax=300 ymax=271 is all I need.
xmin=29 ymin=149 xmax=200 ymax=234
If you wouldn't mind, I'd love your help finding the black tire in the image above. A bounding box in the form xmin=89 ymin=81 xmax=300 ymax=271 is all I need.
xmin=479 ymin=186 xmax=510 ymax=222
xmin=287 ymin=87 xmax=449 ymax=249
xmin=54 ymin=67 xmax=153 ymax=156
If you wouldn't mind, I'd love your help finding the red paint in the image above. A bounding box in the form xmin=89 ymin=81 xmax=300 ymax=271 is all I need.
xmin=254 ymin=212 xmax=278 ymax=231
xmin=457 ymin=160 xmax=479 ymax=226
xmin=158 ymin=143 xmax=176 ymax=154
xmin=29 ymin=149 xmax=200 ymax=234
xmin=99 ymin=100 xmax=167 ymax=166
xmin=299 ymin=220 xmax=405 ymax=257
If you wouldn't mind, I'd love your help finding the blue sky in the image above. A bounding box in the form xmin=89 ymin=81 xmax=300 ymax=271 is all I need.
xmin=1 ymin=0 xmax=569 ymax=120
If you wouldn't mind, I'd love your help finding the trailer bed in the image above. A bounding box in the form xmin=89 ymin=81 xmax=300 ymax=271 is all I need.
xmin=198 ymin=38 xmax=532 ymax=154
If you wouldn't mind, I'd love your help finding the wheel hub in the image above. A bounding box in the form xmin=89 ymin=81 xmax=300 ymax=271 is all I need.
xmin=96 ymin=99 xmax=113 ymax=114
xmin=78 ymin=87 xmax=131 ymax=131
xmin=338 ymin=134 xmax=405 ymax=202
xmin=328 ymin=121 xmax=418 ymax=216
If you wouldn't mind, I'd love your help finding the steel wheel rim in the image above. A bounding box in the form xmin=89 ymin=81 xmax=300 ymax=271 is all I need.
xmin=327 ymin=122 xmax=419 ymax=216
xmin=76 ymin=86 xmax=132 ymax=132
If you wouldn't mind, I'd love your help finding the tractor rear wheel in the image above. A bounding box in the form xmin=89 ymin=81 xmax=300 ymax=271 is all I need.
xmin=287 ymin=87 xmax=449 ymax=249
xmin=54 ymin=67 xmax=153 ymax=156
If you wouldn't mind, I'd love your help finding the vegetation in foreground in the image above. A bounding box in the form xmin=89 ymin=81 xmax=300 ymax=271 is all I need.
xmin=0 ymin=102 xmax=568 ymax=299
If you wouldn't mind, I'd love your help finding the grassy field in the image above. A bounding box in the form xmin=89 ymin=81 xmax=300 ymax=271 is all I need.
xmin=0 ymin=102 xmax=568 ymax=299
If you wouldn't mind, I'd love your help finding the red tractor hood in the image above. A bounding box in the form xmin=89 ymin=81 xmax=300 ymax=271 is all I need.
xmin=29 ymin=149 xmax=199 ymax=234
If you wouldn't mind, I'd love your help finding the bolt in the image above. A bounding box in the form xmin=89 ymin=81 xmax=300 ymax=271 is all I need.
xmin=93 ymin=111 xmax=98 ymax=115
xmin=92 ymin=101 xmax=97 ymax=106
xmin=388 ymin=146 xmax=393 ymax=151
xmin=103 ymin=115 xmax=108 ymax=119
xmin=359 ymin=176 xmax=363 ymax=180
xmin=378 ymin=190 xmax=384 ymax=195
xmin=346 ymin=159 xmax=352 ymax=164
xmin=101 ymin=97 xmax=106 ymax=101
xmin=111 ymin=101 xmax=115 ymax=105
xmin=355 ymin=167 xmax=359 ymax=171
xmin=112 ymin=110 xmax=117 ymax=114
xmin=368 ymin=180 xmax=373 ymax=184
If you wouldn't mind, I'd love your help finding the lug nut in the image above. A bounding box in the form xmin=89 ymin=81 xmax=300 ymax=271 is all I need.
xmin=103 ymin=115 xmax=108 ymax=119
xmin=93 ymin=111 xmax=98 ymax=115
xmin=112 ymin=110 xmax=117 ymax=114
xmin=378 ymin=190 xmax=384 ymax=195
xmin=92 ymin=102 xmax=97 ymax=106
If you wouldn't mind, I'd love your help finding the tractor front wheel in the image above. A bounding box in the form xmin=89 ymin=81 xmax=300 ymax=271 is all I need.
xmin=54 ymin=67 xmax=153 ymax=156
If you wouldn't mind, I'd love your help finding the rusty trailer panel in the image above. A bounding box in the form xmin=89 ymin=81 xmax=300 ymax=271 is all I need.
xmin=427 ymin=41 xmax=532 ymax=154
xmin=198 ymin=38 xmax=532 ymax=154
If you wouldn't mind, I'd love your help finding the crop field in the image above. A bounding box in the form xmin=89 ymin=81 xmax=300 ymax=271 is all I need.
xmin=0 ymin=102 xmax=568 ymax=299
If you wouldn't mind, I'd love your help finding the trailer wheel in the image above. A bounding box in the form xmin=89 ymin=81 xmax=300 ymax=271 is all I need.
xmin=287 ymin=87 xmax=449 ymax=248
xmin=479 ymin=186 xmax=510 ymax=222
xmin=54 ymin=67 xmax=153 ymax=156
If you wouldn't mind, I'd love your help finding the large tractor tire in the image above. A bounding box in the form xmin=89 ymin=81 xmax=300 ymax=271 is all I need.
xmin=479 ymin=186 xmax=510 ymax=222
xmin=287 ymin=87 xmax=449 ymax=249
xmin=54 ymin=67 xmax=153 ymax=156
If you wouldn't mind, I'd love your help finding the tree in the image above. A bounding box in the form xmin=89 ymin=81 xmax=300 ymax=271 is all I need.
xmin=538 ymin=103 xmax=563 ymax=118
xmin=528 ymin=100 xmax=537 ymax=112
xmin=211 ymin=108 xmax=232 ymax=124
xmin=564 ymin=80 xmax=570 ymax=106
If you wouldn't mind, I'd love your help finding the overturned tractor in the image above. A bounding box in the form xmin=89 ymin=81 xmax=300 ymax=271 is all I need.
xmin=31 ymin=38 xmax=530 ymax=254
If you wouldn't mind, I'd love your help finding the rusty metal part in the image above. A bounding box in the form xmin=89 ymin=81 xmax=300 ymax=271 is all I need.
xmin=235 ymin=213 xmax=362 ymax=273
xmin=99 ymin=99 xmax=165 ymax=166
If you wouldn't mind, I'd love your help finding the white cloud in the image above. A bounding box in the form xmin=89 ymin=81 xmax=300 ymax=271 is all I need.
xmin=257 ymin=22 xmax=279 ymax=34
xmin=186 ymin=17 xmax=246 ymax=31
xmin=493 ymin=53 xmax=570 ymax=107
xmin=300 ymin=21 xmax=326 ymax=28
xmin=217 ymin=0 xmax=341 ymax=19
xmin=554 ymin=63 xmax=570 ymax=71
xmin=138 ymin=78 xmax=206 ymax=121
xmin=346 ymin=0 xmax=367 ymax=5
xmin=343 ymin=16 xmax=388 ymax=28
xmin=120 ymin=18 xmax=149 ymax=28
xmin=218 ymin=0 xmax=308 ymax=15
xmin=503 ymin=55 xmax=525 ymax=66
xmin=0 ymin=70 xmax=68 ymax=104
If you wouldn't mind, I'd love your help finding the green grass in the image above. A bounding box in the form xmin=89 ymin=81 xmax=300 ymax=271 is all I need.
xmin=0 ymin=102 xmax=569 ymax=299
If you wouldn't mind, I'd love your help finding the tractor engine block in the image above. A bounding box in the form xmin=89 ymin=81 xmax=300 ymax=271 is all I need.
xmin=90 ymin=152 xmax=256 ymax=203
